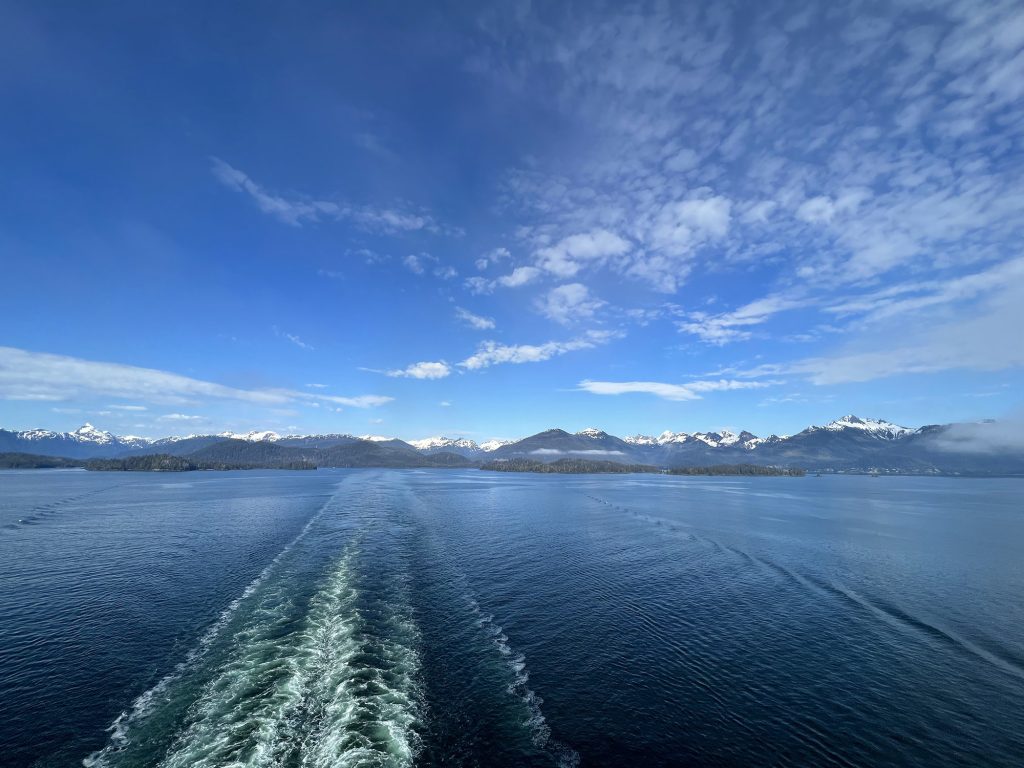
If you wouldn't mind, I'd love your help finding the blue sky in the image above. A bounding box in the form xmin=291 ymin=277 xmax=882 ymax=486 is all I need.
xmin=2 ymin=0 xmax=1023 ymax=441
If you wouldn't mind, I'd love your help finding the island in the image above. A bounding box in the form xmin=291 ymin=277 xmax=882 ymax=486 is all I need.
xmin=668 ymin=464 xmax=805 ymax=477
xmin=481 ymin=458 xmax=661 ymax=474
xmin=83 ymin=454 xmax=316 ymax=472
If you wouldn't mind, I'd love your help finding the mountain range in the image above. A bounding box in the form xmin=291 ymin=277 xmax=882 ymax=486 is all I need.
xmin=1 ymin=415 xmax=1020 ymax=474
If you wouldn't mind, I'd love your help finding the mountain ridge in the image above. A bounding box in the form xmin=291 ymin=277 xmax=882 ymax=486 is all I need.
xmin=1 ymin=416 xmax=1020 ymax=474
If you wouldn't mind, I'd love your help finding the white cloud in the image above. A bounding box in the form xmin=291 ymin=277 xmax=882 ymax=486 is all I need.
xmin=645 ymin=196 xmax=732 ymax=259
xmin=795 ymin=190 xmax=869 ymax=225
xmin=455 ymin=307 xmax=496 ymax=330
xmin=664 ymin=148 xmax=699 ymax=172
xmin=159 ymin=413 xmax=204 ymax=422
xmin=678 ymin=294 xmax=809 ymax=344
xmin=211 ymin=158 xmax=316 ymax=226
xmin=459 ymin=330 xmax=620 ymax=370
xmin=403 ymin=253 xmax=457 ymax=279
xmin=464 ymin=276 xmax=493 ymax=295
xmin=742 ymin=200 xmax=777 ymax=224
xmin=825 ymin=257 xmax=1024 ymax=324
xmin=927 ymin=414 xmax=1024 ymax=454
xmin=476 ymin=247 xmax=511 ymax=270
xmin=725 ymin=273 xmax=1024 ymax=385
xmin=320 ymin=393 xmax=394 ymax=408
xmin=212 ymin=158 xmax=441 ymax=234
xmin=535 ymin=230 xmax=632 ymax=277
xmin=108 ymin=404 xmax=147 ymax=411
xmin=480 ymin=1 xmax=1024 ymax=297
xmin=536 ymin=283 xmax=605 ymax=324
xmin=795 ymin=197 xmax=833 ymax=224
xmin=497 ymin=265 xmax=542 ymax=287
xmin=386 ymin=361 xmax=452 ymax=379
xmin=463 ymin=265 xmax=541 ymax=294
xmin=403 ymin=254 xmax=426 ymax=274
xmin=578 ymin=379 xmax=772 ymax=401
xmin=273 ymin=326 xmax=314 ymax=351
xmin=434 ymin=265 xmax=458 ymax=280
xmin=0 ymin=346 xmax=392 ymax=409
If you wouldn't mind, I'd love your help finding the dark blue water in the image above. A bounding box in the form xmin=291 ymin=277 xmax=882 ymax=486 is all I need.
xmin=1 ymin=469 xmax=1022 ymax=767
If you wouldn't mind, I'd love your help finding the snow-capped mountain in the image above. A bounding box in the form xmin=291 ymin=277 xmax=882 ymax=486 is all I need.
xmin=407 ymin=436 xmax=480 ymax=451
xmin=815 ymin=415 xmax=914 ymax=439
xmin=479 ymin=439 xmax=513 ymax=452
xmin=0 ymin=423 xmax=153 ymax=458
xmin=625 ymin=430 xmax=758 ymax=448
xmin=2 ymin=415 xmax=1019 ymax=473
xmin=406 ymin=436 xmax=483 ymax=458
xmin=625 ymin=430 xmax=698 ymax=446
xmin=489 ymin=428 xmax=632 ymax=460
xmin=218 ymin=430 xmax=283 ymax=442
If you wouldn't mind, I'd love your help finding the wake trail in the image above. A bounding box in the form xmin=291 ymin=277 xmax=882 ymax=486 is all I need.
xmin=83 ymin=485 xmax=344 ymax=768
xmin=125 ymin=486 xmax=424 ymax=768
xmin=586 ymin=491 xmax=1024 ymax=684
xmin=4 ymin=482 xmax=130 ymax=530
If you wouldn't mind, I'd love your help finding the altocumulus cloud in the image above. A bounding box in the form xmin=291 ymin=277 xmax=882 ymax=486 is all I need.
xmin=0 ymin=347 xmax=392 ymax=409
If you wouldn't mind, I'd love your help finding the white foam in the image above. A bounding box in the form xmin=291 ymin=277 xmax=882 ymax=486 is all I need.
xmin=148 ymin=537 xmax=423 ymax=768
xmin=83 ymin=487 xmax=344 ymax=768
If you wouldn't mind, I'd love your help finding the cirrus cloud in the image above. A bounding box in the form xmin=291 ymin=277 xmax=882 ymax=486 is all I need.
xmin=0 ymin=346 xmax=392 ymax=409
xmin=578 ymin=378 xmax=773 ymax=401
xmin=459 ymin=330 xmax=622 ymax=370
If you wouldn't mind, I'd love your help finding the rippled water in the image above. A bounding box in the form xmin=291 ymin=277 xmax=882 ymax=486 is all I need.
xmin=1 ymin=469 xmax=1023 ymax=767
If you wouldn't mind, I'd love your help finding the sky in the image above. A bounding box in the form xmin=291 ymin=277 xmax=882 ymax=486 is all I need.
xmin=1 ymin=0 xmax=1023 ymax=441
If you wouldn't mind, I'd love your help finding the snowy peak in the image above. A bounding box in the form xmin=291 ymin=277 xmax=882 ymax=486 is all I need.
xmin=244 ymin=430 xmax=281 ymax=442
xmin=741 ymin=432 xmax=780 ymax=450
xmin=407 ymin=436 xmax=480 ymax=451
xmin=479 ymin=439 xmax=513 ymax=452
xmin=20 ymin=428 xmax=62 ymax=442
xmin=693 ymin=432 xmax=724 ymax=447
xmin=626 ymin=429 xmax=764 ymax=448
xmin=624 ymin=431 xmax=691 ymax=446
xmin=715 ymin=430 xmax=741 ymax=447
xmin=72 ymin=423 xmax=117 ymax=444
xmin=218 ymin=430 xmax=283 ymax=442
xmin=2 ymin=424 xmax=154 ymax=457
xmin=819 ymin=415 xmax=912 ymax=439
xmin=576 ymin=427 xmax=608 ymax=439
xmin=623 ymin=434 xmax=659 ymax=446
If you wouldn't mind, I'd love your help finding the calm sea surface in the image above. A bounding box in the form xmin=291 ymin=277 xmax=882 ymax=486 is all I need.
xmin=1 ymin=469 xmax=1022 ymax=767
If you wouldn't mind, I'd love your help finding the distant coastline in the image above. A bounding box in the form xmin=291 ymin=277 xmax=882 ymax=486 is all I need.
xmin=481 ymin=458 xmax=661 ymax=474
xmin=4 ymin=415 xmax=1023 ymax=476
xmin=2 ymin=451 xmax=1019 ymax=476
xmin=481 ymin=458 xmax=804 ymax=476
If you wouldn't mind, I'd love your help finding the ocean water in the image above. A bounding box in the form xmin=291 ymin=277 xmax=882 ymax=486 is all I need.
xmin=1 ymin=469 xmax=1023 ymax=767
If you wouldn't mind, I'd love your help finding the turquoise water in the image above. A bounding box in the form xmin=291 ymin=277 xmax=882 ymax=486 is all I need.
xmin=1 ymin=469 xmax=1023 ymax=766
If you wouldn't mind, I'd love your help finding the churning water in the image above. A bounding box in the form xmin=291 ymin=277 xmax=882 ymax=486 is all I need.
xmin=1 ymin=469 xmax=1022 ymax=766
